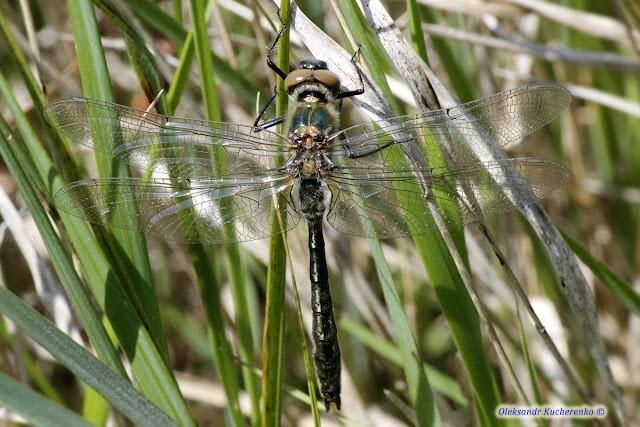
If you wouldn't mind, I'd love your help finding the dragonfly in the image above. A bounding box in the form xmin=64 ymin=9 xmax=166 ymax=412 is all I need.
xmin=44 ymin=47 xmax=570 ymax=410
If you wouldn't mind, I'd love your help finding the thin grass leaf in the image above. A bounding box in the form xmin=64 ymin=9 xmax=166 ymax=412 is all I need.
xmin=0 ymin=75 xmax=125 ymax=380
xmin=406 ymin=0 xmax=428 ymax=62
xmin=186 ymin=1 xmax=245 ymax=424
xmin=1 ymin=0 xmax=634 ymax=424
xmin=67 ymin=0 xmax=167 ymax=361
xmin=561 ymin=230 xmax=640 ymax=316
xmin=333 ymin=2 xmax=503 ymax=425
xmin=418 ymin=8 xmax=475 ymax=102
xmin=0 ymin=9 xmax=48 ymax=118
xmin=289 ymin=244 xmax=322 ymax=422
xmin=92 ymin=0 xmax=167 ymax=108
xmin=339 ymin=318 xmax=468 ymax=406
xmin=517 ymin=303 xmax=549 ymax=427
xmin=125 ymin=0 xmax=266 ymax=106
xmin=165 ymin=30 xmax=196 ymax=113
xmin=22 ymin=353 xmax=65 ymax=405
xmin=123 ymin=0 xmax=186 ymax=46
xmin=261 ymin=2 xmax=292 ymax=422
xmin=0 ymin=81 xmax=195 ymax=424
xmin=261 ymin=234 xmax=287 ymax=422
xmin=189 ymin=245 xmax=243 ymax=424
xmin=82 ymin=388 xmax=110 ymax=427
xmin=0 ymin=287 xmax=178 ymax=427
xmin=371 ymin=240 xmax=438 ymax=425
xmin=0 ymin=372 xmax=92 ymax=427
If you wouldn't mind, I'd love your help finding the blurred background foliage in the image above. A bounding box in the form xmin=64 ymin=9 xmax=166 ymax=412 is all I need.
xmin=0 ymin=0 xmax=639 ymax=426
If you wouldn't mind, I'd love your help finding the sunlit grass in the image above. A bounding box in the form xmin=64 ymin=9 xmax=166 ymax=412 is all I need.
xmin=0 ymin=1 xmax=638 ymax=426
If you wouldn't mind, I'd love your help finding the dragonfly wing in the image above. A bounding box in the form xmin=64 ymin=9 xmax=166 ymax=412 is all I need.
xmin=44 ymin=97 xmax=290 ymax=178
xmin=439 ymin=83 xmax=570 ymax=146
xmin=430 ymin=157 xmax=569 ymax=224
xmin=325 ymin=158 xmax=569 ymax=238
xmin=53 ymin=176 xmax=300 ymax=244
xmin=326 ymin=173 xmax=438 ymax=238
xmin=329 ymin=83 xmax=571 ymax=166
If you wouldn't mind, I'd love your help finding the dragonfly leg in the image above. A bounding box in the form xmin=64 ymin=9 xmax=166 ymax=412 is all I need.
xmin=252 ymin=89 xmax=285 ymax=131
xmin=337 ymin=132 xmax=402 ymax=159
xmin=336 ymin=44 xmax=365 ymax=100
xmin=252 ymin=115 xmax=285 ymax=132
xmin=266 ymin=19 xmax=288 ymax=80
xmin=253 ymin=19 xmax=290 ymax=131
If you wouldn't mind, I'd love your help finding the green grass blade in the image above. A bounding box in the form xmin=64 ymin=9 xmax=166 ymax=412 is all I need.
xmin=123 ymin=0 xmax=186 ymax=46
xmin=0 ymin=286 xmax=178 ymax=427
xmin=0 ymin=79 xmax=194 ymax=424
xmin=517 ymin=303 xmax=548 ymax=427
xmin=186 ymin=0 xmax=219 ymax=119
xmin=186 ymin=1 xmax=245 ymax=424
xmin=119 ymin=0 xmax=268 ymax=110
xmin=165 ymin=26 xmax=196 ymax=113
xmin=67 ymin=0 xmax=166 ymax=359
xmin=561 ymin=230 xmax=640 ymax=316
xmin=370 ymin=242 xmax=438 ymax=425
xmin=82 ymin=388 xmax=110 ymax=427
xmin=0 ymin=371 xmax=92 ymax=427
xmin=339 ymin=318 xmax=468 ymax=406
xmin=189 ymin=245 xmax=244 ymax=424
xmin=290 ymin=257 xmax=322 ymax=421
xmin=261 ymin=235 xmax=288 ymax=423
xmin=93 ymin=0 xmax=166 ymax=107
xmin=261 ymin=3 xmax=292 ymax=423
xmin=406 ymin=0 xmax=428 ymax=61
xmin=0 ymin=9 xmax=48 ymax=115
xmin=418 ymin=7 xmax=475 ymax=102
xmin=0 ymin=75 xmax=125 ymax=379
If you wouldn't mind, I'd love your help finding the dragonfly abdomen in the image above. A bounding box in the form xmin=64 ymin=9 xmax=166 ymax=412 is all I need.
xmin=309 ymin=218 xmax=341 ymax=411
xmin=301 ymin=179 xmax=341 ymax=410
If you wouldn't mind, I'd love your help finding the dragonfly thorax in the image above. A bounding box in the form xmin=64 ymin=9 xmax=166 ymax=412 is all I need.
xmin=288 ymin=129 xmax=332 ymax=179
xmin=287 ymin=101 xmax=339 ymax=179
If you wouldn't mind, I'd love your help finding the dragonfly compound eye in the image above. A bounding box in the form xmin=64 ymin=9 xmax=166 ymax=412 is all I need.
xmin=285 ymin=68 xmax=342 ymax=98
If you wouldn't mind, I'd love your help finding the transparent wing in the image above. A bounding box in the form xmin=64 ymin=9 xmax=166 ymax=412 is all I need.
xmin=44 ymin=97 xmax=290 ymax=178
xmin=325 ymin=157 xmax=569 ymax=238
xmin=328 ymin=83 xmax=571 ymax=166
xmin=53 ymin=176 xmax=300 ymax=244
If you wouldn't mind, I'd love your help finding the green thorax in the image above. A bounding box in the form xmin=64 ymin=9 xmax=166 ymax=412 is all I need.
xmin=287 ymin=101 xmax=340 ymax=136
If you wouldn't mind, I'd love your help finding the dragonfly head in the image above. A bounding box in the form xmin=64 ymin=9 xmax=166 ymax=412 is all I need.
xmin=285 ymin=60 xmax=342 ymax=103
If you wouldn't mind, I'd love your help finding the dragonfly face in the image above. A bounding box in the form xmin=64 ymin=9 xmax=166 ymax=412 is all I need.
xmin=44 ymin=54 xmax=571 ymax=410
xmin=284 ymin=59 xmax=342 ymax=103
